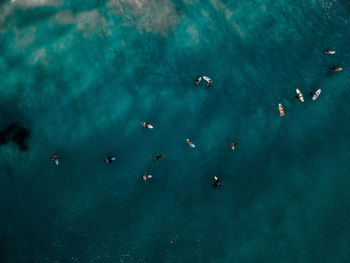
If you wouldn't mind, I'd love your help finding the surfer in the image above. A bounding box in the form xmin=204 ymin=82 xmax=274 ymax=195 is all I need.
xmin=187 ymin=138 xmax=195 ymax=148
xmin=143 ymin=174 xmax=152 ymax=181
xmin=203 ymin=76 xmax=212 ymax=87
xmin=311 ymin=89 xmax=321 ymax=101
xmin=325 ymin=50 xmax=335 ymax=55
xmin=212 ymin=176 xmax=221 ymax=189
xmin=232 ymin=142 xmax=237 ymax=150
xmin=279 ymin=103 xmax=285 ymax=117
xmin=141 ymin=122 xmax=153 ymax=129
xmin=331 ymin=66 xmax=343 ymax=72
xmin=295 ymin=89 xmax=304 ymax=102
xmin=104 ymin=155 xmax=116 ymax=163
xmin=151 ymin=155 xmax=163 ymax=162
xmin=195 ymin=76 xmax=202 ymax=85
xmin=52 ymin=153 xmax=59 ymax=166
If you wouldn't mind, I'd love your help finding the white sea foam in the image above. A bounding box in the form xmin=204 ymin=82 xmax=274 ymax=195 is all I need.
xmin=313 ymin=0 xmax=350 ymax=24
xmin=17 ymin=0 xmax=63 ymax=7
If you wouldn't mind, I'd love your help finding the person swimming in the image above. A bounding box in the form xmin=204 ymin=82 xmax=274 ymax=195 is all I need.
xmin=232 ymin=142 xmax=237 ymax=150
xmin=151 ymin=155 xmax=163 ymax=162
xmin=104 ymin=155 xmax=117 ymax=163
xmin=331 ymin=66 xmax=343 ymax=72
xmin=203 ymin=76 xmax=212 ymax=87
xmin=141 ymin=122 xmax=153 ymax=129
xmin=52 ymin=153 xmax=59 ymax=166
xmin=325 ymin=50 xmax=336 ymax=55
xmin=143 ymin=174 xmax=152 ymax=181
xmin=195 ymin=76 xmax=202 ymax=85
xmin=212 ymin=176 xmax=221 ymax=189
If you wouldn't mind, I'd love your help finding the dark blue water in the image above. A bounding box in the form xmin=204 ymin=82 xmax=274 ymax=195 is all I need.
xmin=1 ymin=0 xmax=350 ymax=262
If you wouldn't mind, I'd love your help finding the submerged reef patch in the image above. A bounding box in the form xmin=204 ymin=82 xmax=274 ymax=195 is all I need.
xmin=107 ymin=0 xmax=180 ymax=35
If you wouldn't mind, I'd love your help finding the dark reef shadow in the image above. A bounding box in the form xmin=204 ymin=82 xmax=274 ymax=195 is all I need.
xmin=0 ymin=123 xmax=30 ymax=151
xmin=0 ymin=97 xmax=30 ymax=151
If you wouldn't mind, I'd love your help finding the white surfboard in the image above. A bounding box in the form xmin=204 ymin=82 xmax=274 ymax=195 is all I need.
xmin=296 ymin=89 xmax=304 ymax=102
xmin=332 ymin=66 xmax=343 ymax=72
xmin=312 ymin=89 xmax=321 ymax=101
xmin=187 ymin=138 xmax=195 ymax=148
xmin=55 ymin=159 xmax=59 ymax=166
xmin=143 ymin=174 xmax=152 ymax=181
xmin=325 ymin=50 xmax=335 ymax=55
xmin=203 ymin=76 xmax=212 ymax=86
xmin=141 ymin=122 xmax=153 ymax=129
xmin=279 ymin=103 xmax=285 ymax=117
xmin=232 ymin=143 xmax=236 ymax=150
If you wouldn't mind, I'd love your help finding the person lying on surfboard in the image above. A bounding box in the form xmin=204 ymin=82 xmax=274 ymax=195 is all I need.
xmin=311 ymin=89 xmax=321 ymax=101
xmin=195 ymin=76 xmax=202 ymax=85
xmin=52 ymin=153 xmax=59 ymax=165
xmin=187 ymin=138 xmax=195 ymax=148
xmin=203 ymin=76 xmax=212 ymax=87
xmin=143 ymin=174 xmax=152 ymax=181
xmin=279 ymin=103 xmax=285 ymax=117
xmin=325 ymin=50 xmax=335 ymax=55
xmin=331 ymin=66 xmax=343 ymax=72
xmin=232 ymin=142 xmax=237 ymax=150
xmin=151 ymin=155 xmax=163 ymax=162
xmin=141 ymin=122 xmax=153 ymax=129
xmin=212 ymin=176 xmax=221 ymax=189
xmin=295 ymin=89 xmax=304 ymax=102
xmin=104 ymin=155 xmax=117 ymax=163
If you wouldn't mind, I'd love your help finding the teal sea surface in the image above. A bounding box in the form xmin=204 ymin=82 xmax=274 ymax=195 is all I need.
xmin=1 ymin=0 xmax=350 ymax=262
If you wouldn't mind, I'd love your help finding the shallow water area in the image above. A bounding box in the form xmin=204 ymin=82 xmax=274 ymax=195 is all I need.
xmin=1 ymin=0 xmax=350 ymax=262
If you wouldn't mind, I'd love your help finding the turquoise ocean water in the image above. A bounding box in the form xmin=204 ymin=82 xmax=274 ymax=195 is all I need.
xmin=1 ymin=0 xmax=350 ymax=262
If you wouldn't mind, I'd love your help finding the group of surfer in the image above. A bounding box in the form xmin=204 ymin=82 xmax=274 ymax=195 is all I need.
xmin=279 ymin=49 xmax=341 ymax=117
xmin=52 ymin=114 xmax=229 ymax=188
xmin=195 ymin=76 xmax=212 ymax=87
xmin=52 ymin=50 xmax=340 ymax=187
xmin=141 ymin=120 xmax=229 ymax=188
xmin=53 ymin=154 xmax=118 ymax=165
xmin=52 ymin=151 xmax=155 ymax=182
xmin=141 ymin=154 xmax=162 ymax=181
xmin=325 ymin=50 xmax=342 ymax=72
xmin=104 ymin=152 xmax=161 ymax=182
